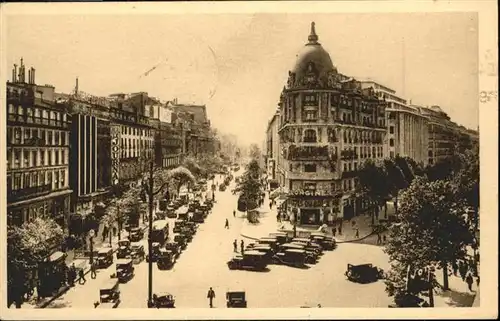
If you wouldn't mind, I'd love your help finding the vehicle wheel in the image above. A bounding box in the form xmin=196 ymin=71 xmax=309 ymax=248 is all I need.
xmin=346 ymin=271 xmax=353 ymax=279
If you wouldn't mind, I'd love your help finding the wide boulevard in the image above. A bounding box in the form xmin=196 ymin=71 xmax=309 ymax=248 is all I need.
xmin=44 ymin=170 xmax=392 ymax=308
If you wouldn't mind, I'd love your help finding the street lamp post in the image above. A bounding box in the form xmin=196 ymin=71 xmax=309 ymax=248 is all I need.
xmin=143 ymin=160 xmax=170 ymax=308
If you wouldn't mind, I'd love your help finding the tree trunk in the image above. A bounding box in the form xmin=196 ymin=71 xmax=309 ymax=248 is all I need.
xmin=394 ymin=194 xmax=399 ymax=216
xmin=372 ymin=205 xmax=377 ymax=225
xmin=442 ymin=260 xmax=449 ymax=290
xmin=384 ymin=201 xmax=388 ymax=219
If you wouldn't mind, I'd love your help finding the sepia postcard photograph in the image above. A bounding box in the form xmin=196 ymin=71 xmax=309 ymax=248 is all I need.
xmin=0 ymin=1 xmax=497 ymax=320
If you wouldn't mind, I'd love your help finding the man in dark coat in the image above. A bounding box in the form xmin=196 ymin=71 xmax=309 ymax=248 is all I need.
xmin=240 ymin=240 xmax=245 ymax=254
xmin=207 ymin=287 xmax=215 ymax=308
xmin=233 ymin=239 xmax=238 ymax=252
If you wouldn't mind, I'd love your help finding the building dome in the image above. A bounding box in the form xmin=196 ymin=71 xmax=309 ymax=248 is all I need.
xmin=292 ymin=22 xmax=336 ymax=82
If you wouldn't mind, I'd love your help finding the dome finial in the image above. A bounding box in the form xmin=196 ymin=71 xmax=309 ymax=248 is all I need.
xmin=308 ymin=21 xmax=319 ymax=44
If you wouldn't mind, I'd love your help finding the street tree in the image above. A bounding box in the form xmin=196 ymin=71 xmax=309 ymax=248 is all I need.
xmin=168 ymin=166 xmax=196 ymax=194
xmin=384 ymin=176 xmax=473 ymax=295
xmin=357 ymin=159 xmax=391 ymax=224
xmin=182 ymin=156 xmax=205 ymax=178
xmin=235 ymin=159 xmax=263 ymax=214
xmin=248 ymin=143 xmax=262 ymax=161
xmin=383 ymin=158 xmax=409 ymax=216
xmin=7 ymin=218 xmax=64 ymax=307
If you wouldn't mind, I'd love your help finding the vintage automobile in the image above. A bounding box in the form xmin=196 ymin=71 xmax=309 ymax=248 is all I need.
xmin=96 ymin=279 xmax=121 ymax=308
xmin=310 ymin=233 xmax=336 ymax=251
xmin=226 ymin=290 xmax=247 ymax=308
xmin=173 ymin=219 xmax=185 ymax=233
xmin=150 ymin=292 xmax=176 ymax=308
xmin=269 ymin=232 xmax=289 ymax=245
xmin=219 ymin=184 xmax=227 ymax=191
xmin=116 ymin=239 xmax=131 ymax=259
xmin=273 ymin=249 xmax=308 ymax=267
xmin=173 ymin=234 xmax=187 ymax=249
xmin=205 ymin=199 xmax=214 ymax=209
xmin=185 ymin=222 xmax=197 ymax=234
xmin=130 ymin=242 xmax=145 ymax=262
xmin=281 ymin=243 xmax=317 ymax=262
xmin=257 ymin=237 xmax=279 ymax=251
xmin=146 ymin=242 xmax=162 ymax=263
xmin=166 ymin=205 xmax=177 ymax=218
xmin=177 ymin=211 xmax=189 ymax=221
xmin=227 ymin=251 xmax=268 ymax=271
xmin=165 ymin=241 xmax=181 ymax=258
xmin=129 ymin=227 xmax=144 ymax=242
xmin=115 ymin=259 xmax=135 ymax=282
xmin=291 ymin=239 xmax=323 ymax=256
xmin=157 ymin=249 xmax=176 ymax=270
xmin=250 ymin=244 xmax=274 ymax=259
xmin=345 ymin=263 xmax=385 ymax=283
xmin=198 ymin=203 xmax=209 ymax=214
xmin=180 ymin=227 xmax=194 ymax=242
xmin=96 ymin=248 xmax=114 ymax=268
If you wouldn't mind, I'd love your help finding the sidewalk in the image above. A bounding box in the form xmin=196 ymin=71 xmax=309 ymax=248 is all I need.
xmin=21 ymin=223 xmax=148 ymax=309
xmin=433 ymin=273 xmax=478 ymax=307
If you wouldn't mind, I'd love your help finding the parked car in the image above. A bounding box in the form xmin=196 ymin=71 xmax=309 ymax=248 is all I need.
xmin=96 ymin=248 xmax=114 ymax=268
xmin=129 ymin=227 xmax=144 ymax=242
xmin=96 ymin=279 xmax=120 ymax=308
xmin=226 ymin=290 xmax=247 ymax=308
xmin=173 ymin=234 xmax=187 ymax=250
xmin=114 ymin=259 xmax=135 ymax=283
xmin=272 ymin=249 xmax=308 ymax=267
xmin=165 ymin=241 xmax=181 ymax=258
xmin=157 ymin=249 xmax=176 ymax=270
xmin=173 ymin=219 xmax=185 ymax=233
xmin=146 ymin=242 xmax=162 ymax=263
xmin=345 ymin=263 xmax=384 ymax=283
xmin=227 ymin=251 xmax=268 ymax=271
xmin=130 ymin=242 xmax=145 ymax=262
xmin=116 ymin=239 xmax=131 ymax=259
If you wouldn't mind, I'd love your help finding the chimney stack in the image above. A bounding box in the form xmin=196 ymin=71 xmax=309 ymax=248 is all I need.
xmin=32 ymin=68 xmax=36 ymax=84
xmin=28 ymin=69 xmax=32 ymax=84
xmin=19 ymin=58 xmax=25 ymax=83
xmin=75 ymin=77 xmax=79 ymax=95
xmin=13 ymin=64 xmax=18 ymax=83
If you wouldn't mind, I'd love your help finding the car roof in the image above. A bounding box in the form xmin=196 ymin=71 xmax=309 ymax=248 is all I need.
xmin=286 ymin=249 xmax=306 ymax=253
xmin=101 ymin=279 xmax=119 ymax=289
xmin=156 ymin=292 xmax=174 ymax=297
xmin=98 ymin=248 xmax=113 ymax=253
xmin=244 ymin=250 xmax=266 ymax=256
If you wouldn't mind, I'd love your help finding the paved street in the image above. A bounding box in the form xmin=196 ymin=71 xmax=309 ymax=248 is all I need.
xmin=41 ymin=171 xmax=394 ymax=308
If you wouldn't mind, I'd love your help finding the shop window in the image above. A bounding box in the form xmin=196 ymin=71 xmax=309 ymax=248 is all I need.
xmin=304 ymin=164 xmax=317 ymax=172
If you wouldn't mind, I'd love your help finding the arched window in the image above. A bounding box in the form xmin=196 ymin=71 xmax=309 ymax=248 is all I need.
xmin=304 ymin=129 xmax=317 ymax=143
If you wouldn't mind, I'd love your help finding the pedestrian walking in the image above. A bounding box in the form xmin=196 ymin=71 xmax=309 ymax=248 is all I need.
xmin=113 ymin=226 xmax=117 ymax=237
xmin=466 ymin=273 xmax=474 ymax=292
xmin=78 ymin=268 xmax=86 ymax=285
xmin=207 ymin=287 xmax=216 ymax=308
xmin=225 ymin=218 xmax=229 ymax=229
xmin=269 ymin=202 xmax=272 ymax=209
xmin=377 ymin=233 xmax=382 ymax=245
xmin=240 ymin=240 xmax=245 ymax=254
xmin=233 ymin=239 xmax=238 ymax=252
xmin=332 ymin=227 xmax=337 ymax=237
xmin=233 ymin=210 xmax=236 ymax=217
xmin=355 ymin=228 xmax=359 ymax=238
xmin=90 ymin=261 xmax=97 ymax=279
xmin=452 ymin=261 xmax=459 ymax=276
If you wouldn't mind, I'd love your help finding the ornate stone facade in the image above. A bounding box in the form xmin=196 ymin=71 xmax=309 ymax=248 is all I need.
xmin=275 ymin=22 xmax=387 ymax=225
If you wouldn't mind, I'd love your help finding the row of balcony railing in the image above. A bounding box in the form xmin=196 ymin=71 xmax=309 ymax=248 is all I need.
xmin=7 ymin=113 xmax=71 ymax=129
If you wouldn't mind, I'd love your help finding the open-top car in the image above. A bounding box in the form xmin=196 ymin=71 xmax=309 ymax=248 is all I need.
xmin=129 ymin=227 xmax=144 ymax=242
xmin=116 ymin=239 xmax=131 ymax=259
xmin=96 ymin=248 xmax=114 ymax=268
xmin=226 ymin=290 xmax=247 ymax=308
xmin=165 ymin=241 xmax=181 ymax=258
xmin=146 ymin=242 xmax=162 ymax=263
xmin=345 ymin=263 xmax=384 ymax=283
xmin=115 ymin=259 xmax=134 ymax=282
xmin=96 ymin=279 xmax=120 ymax=308
xmin=157 ymin=249 xmax=176 ymax=270
xmin=151 ymin=292 xmax=176 ymax=308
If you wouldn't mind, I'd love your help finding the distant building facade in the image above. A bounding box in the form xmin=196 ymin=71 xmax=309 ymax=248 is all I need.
xmin=265 ymin=110 xmax=280 ymax=182
xmin=6 ymin=59 xmax=72 ymax=228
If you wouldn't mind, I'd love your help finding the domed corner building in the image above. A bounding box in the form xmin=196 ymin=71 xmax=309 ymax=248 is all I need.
xmin=276 ymin=22 xmax=388 ymax=226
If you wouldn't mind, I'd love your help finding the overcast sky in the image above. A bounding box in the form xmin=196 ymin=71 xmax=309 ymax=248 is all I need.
xmin=6 ymin=13 xmax=478 ymax=146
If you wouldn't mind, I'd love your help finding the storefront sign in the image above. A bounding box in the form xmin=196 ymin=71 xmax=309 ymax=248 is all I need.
xmin=111 ymin=125 xmax=121 ymax=185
